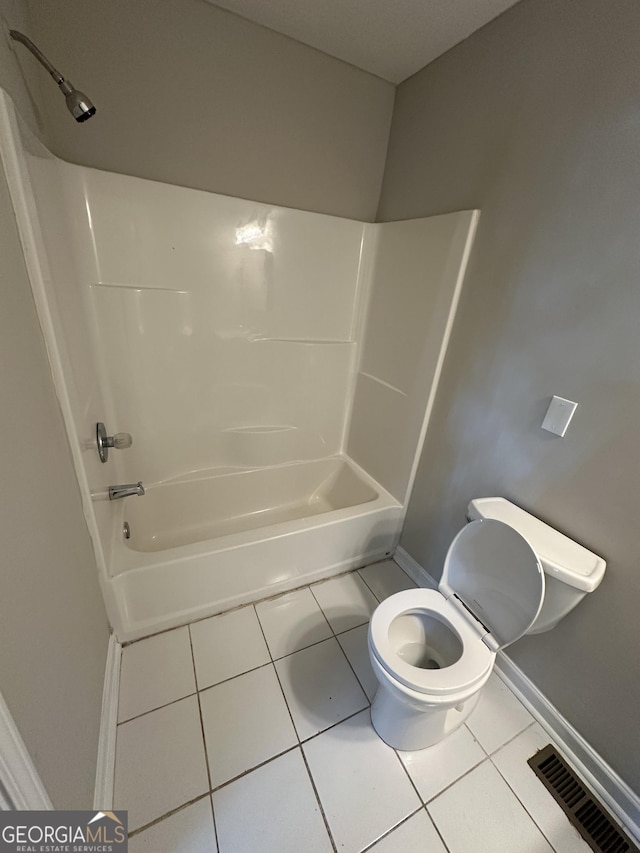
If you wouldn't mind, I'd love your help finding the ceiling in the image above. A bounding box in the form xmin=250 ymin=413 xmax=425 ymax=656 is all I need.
xmin=205 ymin=0 xmax=522 ymax=84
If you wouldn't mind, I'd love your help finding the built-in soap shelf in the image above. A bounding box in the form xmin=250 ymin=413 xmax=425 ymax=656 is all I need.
xmin=222 ymin=424 xmax=301 ymax=468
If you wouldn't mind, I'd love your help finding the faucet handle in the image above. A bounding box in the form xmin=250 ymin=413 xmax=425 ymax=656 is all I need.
xmin=97 ymin=422 xmax=133 ymax=462
xmin=112 ymin=432 xmax=133 ymax=449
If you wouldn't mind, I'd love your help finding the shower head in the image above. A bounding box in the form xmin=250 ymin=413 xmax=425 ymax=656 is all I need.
xmin=9 ymin=29 xmax=96 ymax=122
xmin=58 ymin=79 xmax=96 ymax=123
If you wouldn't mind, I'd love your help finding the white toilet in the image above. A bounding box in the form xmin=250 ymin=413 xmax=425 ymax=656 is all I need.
xmin=368 ymin=497 xmax=606 ymax=751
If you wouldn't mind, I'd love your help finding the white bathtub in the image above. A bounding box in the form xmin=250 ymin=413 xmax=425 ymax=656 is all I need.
xmin=109 ymin=456 xmax=402 ymax=641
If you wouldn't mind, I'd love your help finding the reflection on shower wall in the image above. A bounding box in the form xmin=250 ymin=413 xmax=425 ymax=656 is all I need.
xmin=74 ymin=170 xmax=369 ymax=484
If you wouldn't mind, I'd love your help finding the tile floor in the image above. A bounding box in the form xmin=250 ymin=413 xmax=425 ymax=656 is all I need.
xmin=114 ymin=559 xmax=591 ymax=853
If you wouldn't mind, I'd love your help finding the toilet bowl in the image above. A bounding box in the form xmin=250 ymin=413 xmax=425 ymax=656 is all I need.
xmin=368 ymin=497 xmax=606 ymax=751
xmin=368 ymin=588 xmax=494 ymax=750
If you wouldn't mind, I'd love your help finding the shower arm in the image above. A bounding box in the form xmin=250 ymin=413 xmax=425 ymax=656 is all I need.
xmin=9 ymin=30 xmax=71 ymax=91
xmin=9 ymin=29 xmax=96 ymax=121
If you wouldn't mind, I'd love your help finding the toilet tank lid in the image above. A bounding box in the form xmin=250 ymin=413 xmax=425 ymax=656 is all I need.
xmin=467 ymin=498 xmax=606 ymax=593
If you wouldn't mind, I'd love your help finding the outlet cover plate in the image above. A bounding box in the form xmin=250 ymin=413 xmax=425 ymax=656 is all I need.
xmin=541 ymin=396 xmax=578 ymax=437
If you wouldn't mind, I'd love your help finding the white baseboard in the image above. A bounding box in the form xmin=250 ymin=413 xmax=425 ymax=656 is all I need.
xmin=94 ymin=633 xmax=121 ymax=810
xmin=0 ymin=690 xmax=53 ymax=810
xmin=394 ymin=544 xmax=640 ymax=842
xmin=496 ymin=654 xmax=640 ymax=842
xmin=393 ymin=545 xmax=438 ymax=590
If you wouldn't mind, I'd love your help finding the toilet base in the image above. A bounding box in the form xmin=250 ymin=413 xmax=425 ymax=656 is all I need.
xmin=370 ymin=681 xmax=481 ymax=751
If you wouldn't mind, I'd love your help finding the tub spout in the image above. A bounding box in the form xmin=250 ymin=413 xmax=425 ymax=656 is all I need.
xmin=109 ymin=482 xmax=145 ymax=500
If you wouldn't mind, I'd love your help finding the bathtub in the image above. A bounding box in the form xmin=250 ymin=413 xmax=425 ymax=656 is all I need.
xmin=109 ymin=456 xmax=402 ymax=641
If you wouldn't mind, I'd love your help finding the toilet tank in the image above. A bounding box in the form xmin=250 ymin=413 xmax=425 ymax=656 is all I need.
xmin=467 ymin=498 xmax=606 ymax=633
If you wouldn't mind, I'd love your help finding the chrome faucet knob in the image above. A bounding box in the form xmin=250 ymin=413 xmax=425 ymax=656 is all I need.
xmin=112 ymin=432 xmax=133 ymax=449
xmin=97 ymin=422 xmax=133 ymax=462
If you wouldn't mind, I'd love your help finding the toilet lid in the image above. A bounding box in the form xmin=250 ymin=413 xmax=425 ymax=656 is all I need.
xmin=440 ymin=519 xmax=545 ymax=650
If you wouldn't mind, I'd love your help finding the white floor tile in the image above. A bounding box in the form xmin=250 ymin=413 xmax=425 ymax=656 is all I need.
xmin=256 ymin=587 xmax=332 ymax=659
xmin=118 ymin=627 xmax=196 ymax=722
xmin=337 ymin=623 xmax=378 ymax=700
xmin=358 ymin=559 xmax=417 ymax=602
xmin=466 ymin=671 xmax=534 ymax=753
xmin=311 ymin=572 xmax=378 ymax=634
xmin=368 ymin=810 xmax=447 ymax=853
xmin=129 ymin=798 xmax=217 ymax=853
xmin=428 ymin=760 xmax=554 ymax=853
xmin=400 ymin=725 xmax=486 ymax=803
xmin=190 ymin=606 xmax=270 ymax=690
xmin=213 ymin=749 xmax=333 ymax=853
xmin=114 ymin=696 xmax=209 ymax=832
xmin=304 ymin=709 xmax=420 ymax=853
xmin=492 ymin=723 xmax=592 ymax=853
xmin=200 ymin=664 xmax=297 ymax=787
xmin=275 ymin=637 xmax=368 ymax=740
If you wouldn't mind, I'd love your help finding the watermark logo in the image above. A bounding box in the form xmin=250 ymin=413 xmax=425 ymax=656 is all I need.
xmin=0 ymin=810 xmax=127 ymax=852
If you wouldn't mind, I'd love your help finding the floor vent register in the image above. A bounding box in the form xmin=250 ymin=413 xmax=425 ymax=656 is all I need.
xmin=528 ymin=744 xmax=639 ymax=853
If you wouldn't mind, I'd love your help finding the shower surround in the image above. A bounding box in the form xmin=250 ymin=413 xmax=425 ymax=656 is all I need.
xmin=0 ymin=89 xmax=478 ymax=641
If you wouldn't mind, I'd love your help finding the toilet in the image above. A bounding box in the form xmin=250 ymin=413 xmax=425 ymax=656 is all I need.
xmin=368 ymin=497 xmax=606 ymax=751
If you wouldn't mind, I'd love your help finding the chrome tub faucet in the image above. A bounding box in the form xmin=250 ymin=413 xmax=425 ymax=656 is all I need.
xmin=108 ymin=482 xmax=145 ymax=501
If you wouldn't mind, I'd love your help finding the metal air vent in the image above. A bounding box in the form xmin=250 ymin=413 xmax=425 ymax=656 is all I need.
xmin=528 ymin=745 xmax=638 ymax=853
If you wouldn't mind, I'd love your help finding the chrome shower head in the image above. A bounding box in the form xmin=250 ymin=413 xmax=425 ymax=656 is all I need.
xmin=58 ymin=78 xmax=96 ymax=122
xmin=9 ymin=29 xmax=96 ymax=123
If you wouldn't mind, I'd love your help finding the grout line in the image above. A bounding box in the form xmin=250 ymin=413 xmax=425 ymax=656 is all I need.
xmin=187 ymin=625 xmax=214 ymax=798
xmin=117 ymin=691 xmax=198 ymax=726
xmin=196 ymin=660 xmax=273 ymax=695
xmin=333 ymin=618 xmax=371 ymax=636
xmin=356 ymin=568 xmax=384 ymax=603
xmin=357 ymin=566 xmax=418 ymax=605
xmin=462 ymin=721 xmax=491 ymax=758
xmin=208 ymin=794 xmax=219 ymax=853
xmin=424 ymin=805 xmax=454 ymax=853
xmin=300 ymin=747 xmax=338 ymax=853
xmin=392 ymin=742 xmax=426 ymax=806
xmin=491 ymin=765 xmax=563 ymax=851
xmin=313 ymin=589 xmax=340 ymax=639
xmin=486 ymin=720 xmax=537 ymax=757
xmin=358 ymin=806 xmax=425 ymax=853
xmin=489 ymin=738 xmax=565 ymax=852
xmin=271 ymin=663 xmax=302 ymax=743
xmin=249 ymin=565 xmax=372 ymax=618
xmin=309 ymin=578 xmax=374 ymax=640
xmin=209 ymin=744 xmax=300 ymax=794
xmin=252 ymin=602 xmax=275 ymax=664
xmin=305 ymin=571 xmax=380 ymax=704
xmin=123 ymin=593 xmax=289 ymax=648
xmin=309 ymin=584 xmax=338 ymax=638
xmin=299 ymin=706 xmax=369 ymax=747
xmin=334 ymin=632 xmax=373 ymax=706
xmin=271 ymin=632 xmax=337 ymax=662
xmin=253 ymin=603 xmax=304 ymax=746
xmin=424 ymin=755 xmax=490 ymax=807
xmin=127 ymin=791 xmax=211 ymax=838
xmin=121 ymin=620 xmax=201 ymax=648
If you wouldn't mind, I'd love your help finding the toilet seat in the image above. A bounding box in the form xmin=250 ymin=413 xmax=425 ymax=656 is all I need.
xmin=369 ymin=519 xmax=545 ymax=698
xmin=440 ymin=519 xmax=545 ymax=651
xmin=369 ymin=589 xmax=494 ymax=697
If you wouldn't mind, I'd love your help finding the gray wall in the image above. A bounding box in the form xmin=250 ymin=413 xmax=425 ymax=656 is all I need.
xmin=0 ymin=1 xmax=110 ymax=808
xmin=378 ymin=0 xmax=640 ymax=793
xmin=24 ymin=0 xmax=394 ymax=221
